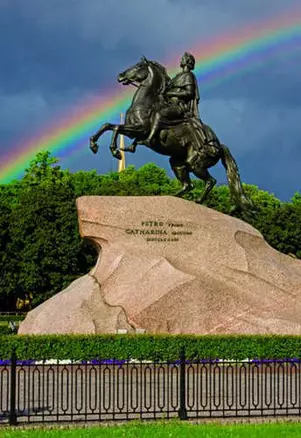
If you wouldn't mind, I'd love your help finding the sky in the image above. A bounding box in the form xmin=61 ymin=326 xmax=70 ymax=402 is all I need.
xmin=1 ymin=0 xmax=301 ymax=201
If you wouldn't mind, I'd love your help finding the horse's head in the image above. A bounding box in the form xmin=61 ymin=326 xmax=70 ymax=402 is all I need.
xmin=118 ymin=56 xmax=150 ymax=86
xmin=118 ymin=56 xmax=170 ymax=94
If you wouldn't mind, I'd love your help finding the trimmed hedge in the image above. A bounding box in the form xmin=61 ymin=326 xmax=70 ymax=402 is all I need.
xmin=1 ymin=334 xmax=301 ymax=360
xmin=0 ymin=321 xmax=19 ymax=335
xmin=0 ymin=315 xmax=25 ymax=322
xmin=0 ymin=326 xmax=12 ymax=335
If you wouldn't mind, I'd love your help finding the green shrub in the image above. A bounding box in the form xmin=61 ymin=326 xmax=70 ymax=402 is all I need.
xmin=0 ymin=314 xmax=25 ymax=322
xmin=0 ymin=325 xmax=14 ymax=335
xmin=1 ymin=334 xmax=301 ymax=360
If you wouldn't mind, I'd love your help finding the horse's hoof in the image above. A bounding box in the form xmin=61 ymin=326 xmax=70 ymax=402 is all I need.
xmin=90 ymin=141 xmax=98 ymax=154
xmin=175 ymin=190 xmax=187 ymax=198
xmin=137 ymin=139 xmax=151 ymax=146
xmin=113 ymin=150 xmax=122 ymax=160
xmin=195 ymin=198 xmax=206 ymax=204
xmin=229 ymin=206 xmax=240 ymax=216
xmin=127 ymin=143 xmax=136 ymax=152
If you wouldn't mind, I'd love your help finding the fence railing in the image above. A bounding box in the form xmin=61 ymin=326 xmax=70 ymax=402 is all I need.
xmin=1 ymin=349 xmax=301 ymax=425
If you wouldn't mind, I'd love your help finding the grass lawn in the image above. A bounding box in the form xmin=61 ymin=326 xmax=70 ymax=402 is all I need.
xmin=1 ymin=420 xmax=301 ymax=437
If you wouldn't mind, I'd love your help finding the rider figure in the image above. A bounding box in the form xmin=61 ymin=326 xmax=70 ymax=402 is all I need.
xmin=142 ymin=52 xmax=209 ymax=147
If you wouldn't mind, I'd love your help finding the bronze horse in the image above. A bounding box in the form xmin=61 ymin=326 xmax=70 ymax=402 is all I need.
xmin=90 ymin=57 xmax=253 ymax=214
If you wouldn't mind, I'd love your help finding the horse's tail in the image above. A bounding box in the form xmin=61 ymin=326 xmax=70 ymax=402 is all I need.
xmin=220 ymin=144 xmax=253 ymax=211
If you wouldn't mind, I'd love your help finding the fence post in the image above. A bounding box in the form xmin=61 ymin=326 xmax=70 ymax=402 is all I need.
xmin=178 ymin=347 xmax=187 ymax=420
xmin=9 ymin=348 xmax=17 ymax=426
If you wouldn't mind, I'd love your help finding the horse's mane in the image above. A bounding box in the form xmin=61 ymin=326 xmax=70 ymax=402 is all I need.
xmin=149 ymin=60 xmax=169 ymax=80
xmin=148 ymin=60 xmax=171 ymax=92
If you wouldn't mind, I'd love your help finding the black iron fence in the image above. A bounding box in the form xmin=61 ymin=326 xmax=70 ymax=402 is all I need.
xmin=1 ymin=349 xmax=301 ymax=425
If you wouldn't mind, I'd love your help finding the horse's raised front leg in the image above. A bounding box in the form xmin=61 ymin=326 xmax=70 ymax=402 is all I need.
xmin=109 ymin=126 xmax=122 ymax=160
xmin=109 ymin=123 xmax=144 ymax=159
xmin=90 ymin=123 xmax=113 ymax=143
xmin=120 ymin=139 xmax=137 ymax=153
xmin=90 ymin=123 xmax=113 ymax=154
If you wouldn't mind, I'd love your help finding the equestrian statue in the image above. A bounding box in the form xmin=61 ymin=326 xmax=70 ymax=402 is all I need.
xmin=90 ymin=53 xmax=254 ymax=216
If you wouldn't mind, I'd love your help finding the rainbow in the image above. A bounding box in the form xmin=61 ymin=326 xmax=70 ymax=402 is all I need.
xmin=1 ymin=8 xmax=301 ymax=183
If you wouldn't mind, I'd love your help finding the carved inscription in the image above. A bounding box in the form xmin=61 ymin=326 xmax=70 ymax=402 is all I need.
xmin=125 ymin=220 xmax=193 ymax=242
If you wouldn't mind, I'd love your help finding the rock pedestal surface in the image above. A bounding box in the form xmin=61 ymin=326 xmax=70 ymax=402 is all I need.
xmin=19 ymin=196 xmax=301 ymax=335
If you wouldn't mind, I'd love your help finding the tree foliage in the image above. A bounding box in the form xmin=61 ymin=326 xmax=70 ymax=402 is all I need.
xmin=0 ymin=152 xmax=97 ymax=310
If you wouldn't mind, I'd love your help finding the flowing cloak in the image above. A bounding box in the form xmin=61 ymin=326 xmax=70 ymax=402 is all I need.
xmin=164 ymin=70 xmax=213 ymax=146
xmin=177 ymin=72 xmax=216 ymax=147
xmin=168 ymin=71 xmax=200 ymax=118
xmin=190 ymin=73 xmax=200 ymax=119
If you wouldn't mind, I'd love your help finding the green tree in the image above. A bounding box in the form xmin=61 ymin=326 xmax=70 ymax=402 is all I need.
xmin=0 ymin=151 xmax=97 ymax=310
xmin=70 ymin=169 xmax=104 ymax=197
xmin=22 ymin=151 xmax=68 ymax=186
xmin=5 ymin=181 xmax=96 ymax=307
xmin=256 ymin=203 xmax=301 ymax=258
xmin=291 ymin=192 xmax=301 ymax=205
xmin=117 ymin=164 xmax=175 ymax=195
xmin=0 ymin=198 xmax=13 ymax=310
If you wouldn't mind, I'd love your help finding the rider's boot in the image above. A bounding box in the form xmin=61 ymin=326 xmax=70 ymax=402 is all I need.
xmin=186 ymin=150 xmax=200 ymax=167
xmin=138 ymin=113 xmax=160 ymax=145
